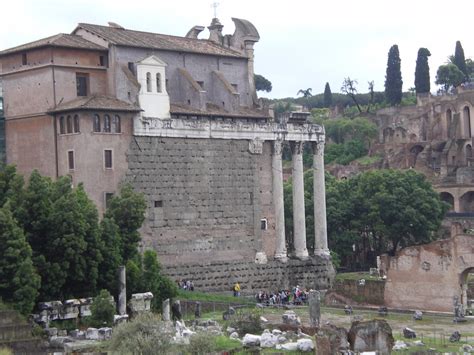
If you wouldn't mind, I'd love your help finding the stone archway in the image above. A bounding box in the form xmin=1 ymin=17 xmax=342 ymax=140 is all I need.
xmin=408 ymin=145 xmax=424 ymax=168
xmin=460 ymin=267 xmax=474 ymax=313
xmin=440 ymin=192 xmax=455 ymax=211
xmin=459 ymin=191 xmax=474 ymax=212
xmin=463 ymin=106 xmax=471 ymax=138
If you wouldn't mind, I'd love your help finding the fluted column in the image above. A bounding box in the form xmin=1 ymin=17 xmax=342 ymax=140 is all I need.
xmin=272 ymin=140 xmax=287 ymax=262
xmin=291 ymin=141 xmax=308 ymax=259
xmin=313 ymin=141 xmax=330 ymax=256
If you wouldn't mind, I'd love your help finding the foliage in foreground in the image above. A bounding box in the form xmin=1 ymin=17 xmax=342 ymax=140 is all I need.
xmin=90 ymin=290 xmax=115 ymax=327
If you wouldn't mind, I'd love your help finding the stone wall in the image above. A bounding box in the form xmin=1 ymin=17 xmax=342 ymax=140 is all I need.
xmin=161 ymin=257 xmax=334 ymax=293
xmin=331 ymin=279 xmax=385 ymax=305
xmin=126 ymin=136 xmax=276 ymax=266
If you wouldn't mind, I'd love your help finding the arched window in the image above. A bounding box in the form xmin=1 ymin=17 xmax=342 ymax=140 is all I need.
xmin=73 ymin=114 xmax=80 ymax=133
xmin=103 ymin=114 xmax=111 ymax=132
xmin=464 ymin=106 xmax=471 ymax=138
xmin=59 ymin=116 xmax=65 ymax=134
xmin=156 ymin=73 xmax=162 ymax=93
xmin=93 ymin=114 xmax=101 ymax=132
xmin=446 ymin=109 xmax=452 ymax=137
xmin=66 ymin=115 xmax=73 ymax=134
xmin=146 ymin=72 xmax=152 ymax=92
xmin=112 ymin=115 xmax=121 ymax=133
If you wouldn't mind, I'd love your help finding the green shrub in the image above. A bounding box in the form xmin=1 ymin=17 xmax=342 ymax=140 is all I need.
xmin=188 ymin=332 xmax=215 ymax=354
xmin=90 ymin=289 xmax=115 ymax=327
xmin=0 ymin=348 xmax=12 ymax=355
xmin=109 ymin=313 xmax=173 ymax=354
xmin=229 ymin=308 xmax=263 ymax=336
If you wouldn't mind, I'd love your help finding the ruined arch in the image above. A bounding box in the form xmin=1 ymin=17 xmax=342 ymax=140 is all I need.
xmin=459 ymin=191 xmax=474 ymax=212
xmin=463 ymin=105 xmax=471 ymax=138
xmin=408 ymin=145 xmax=424 ymax=167
xmin=439 ymin=192 xmax=455 ymax=211
xmin=446 ymin=108 xmax=453 ymax=138
xmin=460 ymin=267 xmax=474 ymax=312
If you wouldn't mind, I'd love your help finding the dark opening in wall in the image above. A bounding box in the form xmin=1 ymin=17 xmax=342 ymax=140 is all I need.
xmin=154 ymin=200 xmax=163 ymax=208
xmin=22 ymin=53 xmax=27 ymax=65
xmin=260 ymin=218 xmax=267 ymax=230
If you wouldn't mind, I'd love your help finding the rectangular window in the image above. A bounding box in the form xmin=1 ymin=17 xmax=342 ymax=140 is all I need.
xmin=68 ymin=150 xmax=75 ymax=170
xmin=76 ymin=73 xmax=88 ymax=97
xmin=154 ymin=200 xmax=163 ymax=208
xmin=197 ymin=81 xmax=204 ymax=90
xmin=22 ymin=53 xmax=27 ymax=65
xmin=128 ymin=62 xmax=134 ymax=73
xmin=260 ymin=218 xmax=268 ymax=230
xmin=105 ymin=192 xmax=114 ymax=209
xmin=104 ymin=149 xmax=113 ymax=169
xmin=99 ymin=55 xmax=108 ymax=67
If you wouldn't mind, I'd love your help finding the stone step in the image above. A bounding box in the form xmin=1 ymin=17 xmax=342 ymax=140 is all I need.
xmin=0 ymin=337 xmax=48 ymax=355
xmin=0 ymin=324 xmax=33 ymax=342
xmin=0 ymin=310 xmax=24 ymax=326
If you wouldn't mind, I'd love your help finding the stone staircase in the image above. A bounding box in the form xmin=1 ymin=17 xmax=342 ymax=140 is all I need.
xmin=0 ymin=310 xmax=46 ymax=354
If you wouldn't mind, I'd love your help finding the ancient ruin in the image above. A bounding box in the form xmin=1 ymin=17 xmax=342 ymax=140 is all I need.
xmin=0 ymin=17 xmax=334 ymax=292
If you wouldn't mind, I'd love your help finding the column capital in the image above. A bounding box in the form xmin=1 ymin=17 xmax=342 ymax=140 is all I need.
xmin=290 ymin=141 xmax=304 ymax=155
xmin=273 ymin=139 xmax=284 ymax=155
xmin=312 ymin=141 xmax=325 ymax=157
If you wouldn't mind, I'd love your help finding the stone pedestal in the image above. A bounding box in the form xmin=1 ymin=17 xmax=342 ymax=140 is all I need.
xmin=118 ymin=266 xmax=127 ymax=316
xmin=308 ymin=290 xmax=321 ymax=327
xmin=272 ymin=140 xmax=287 ymax=262
xmin=162 ymin=298 xmax=171 ymax=321
xmin=291 ymin=141 xmax=308 ymax=259
xmin=313 ymin=142 xmax=329 ymax=256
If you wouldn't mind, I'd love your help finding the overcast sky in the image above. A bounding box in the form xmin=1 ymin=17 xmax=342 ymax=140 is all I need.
xmin=1 ymin=0 xmax=473 ymax=98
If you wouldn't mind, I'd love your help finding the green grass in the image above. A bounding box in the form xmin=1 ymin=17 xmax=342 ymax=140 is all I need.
xmin=213 ymin=335 xmax=241 ymax=351
xmin=177 ymin=290 xmax=255 ymax=304
xmin=392 ymin=333 xmax=472 ymax=353
xmin=334 ymin=272 xmax=381 ymax=281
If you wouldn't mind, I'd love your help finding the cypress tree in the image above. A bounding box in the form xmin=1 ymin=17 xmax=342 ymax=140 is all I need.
xmin=453 ymin=41 xmax=468 ymax=80
xmin=323 ymin=82 xmax=333 ymax=107
xmin=385 ymin=45 xmax=403 ymax=105
xmin=414 ymin=48 xmax=431 ymax=94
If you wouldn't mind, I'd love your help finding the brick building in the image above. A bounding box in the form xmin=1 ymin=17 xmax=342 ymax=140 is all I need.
xmin=0 ymin=18 xmax=334 ymax=292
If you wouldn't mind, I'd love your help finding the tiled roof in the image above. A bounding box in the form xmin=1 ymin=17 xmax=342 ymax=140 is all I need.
xmin=0 ymin=34 xmax=106 ymax=56
xmin=74 ymin=23 xmax=245 ymax=58
xmin=48 ymin=95 xmax=141 ymax=113
xmin=170 ymin=103 xmax=269 ymax=119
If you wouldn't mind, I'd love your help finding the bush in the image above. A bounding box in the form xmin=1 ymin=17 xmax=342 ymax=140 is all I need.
xmin=188 ymin=332 xmax=215 ymax=354
xmin=229 ymin=308 xmax=263 ymax=336
xmin=89 ymin=289 xmax=115 ymax=327
xmin=109 ymin=313 xmax=174 ymax=354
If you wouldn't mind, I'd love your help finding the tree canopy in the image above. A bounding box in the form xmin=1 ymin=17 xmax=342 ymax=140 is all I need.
xmin=436 ymin=63 xmax=465 ymax=93
xmin=414 ymin=48 xmax=431 ymax=94
xmin=254 ymin=74 xmax=272 ymax=93
xmin=385 ymin=45 xmax=403 ymax=105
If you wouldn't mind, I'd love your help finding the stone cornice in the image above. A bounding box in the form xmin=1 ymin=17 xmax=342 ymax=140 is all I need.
xmin=134 ymin=116 xmax=325 ymax=142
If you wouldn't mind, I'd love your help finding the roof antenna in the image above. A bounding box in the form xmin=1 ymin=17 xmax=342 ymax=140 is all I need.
xmin=211 ymin=2 xmax=220 ymax=18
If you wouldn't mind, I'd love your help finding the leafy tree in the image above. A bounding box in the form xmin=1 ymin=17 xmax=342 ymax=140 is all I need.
xmin=323 ymin=117 xmax=377 ymax=144
xmin=0 ymin=202 xmax=40 ymax=314
xmin=254 ymin=74 xmax=272 ymax=92
xmin=453 ymin=41 xmax=468 ymax=79
xmin=97 ymin=217 xmax=122 ymax=296
xmin=142 ymin=250 xmax=177 ymax=311
xmin=0 ymin=164 xmax=25 ymax=222
xmin=327 ymin=170 xmax=448 ymax=268
xmin=414 ymin=48 xmax=431 ymax=94
xmin=323 ymin=82 xmax=332 ymax=107
xmin=435 ymin=64 xmax=465 ymax=93
xmin=341 ymin=77 xmax=362 ymax=113
xmin=105 ymin=185 xmax=146 ymax=262
xmin=466 ymin=58 xmax=474 ymax=80
xmin=90 ymin=289 xmax=115 ymax=327
xmin=126 ymin=258 xmax=143 ymax=299
xmin=385 ymin=45 xmax=403 ymax=105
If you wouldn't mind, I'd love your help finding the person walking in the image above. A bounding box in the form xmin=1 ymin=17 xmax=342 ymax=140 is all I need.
xmin=233 ymin=282 xmax=241 ymax=297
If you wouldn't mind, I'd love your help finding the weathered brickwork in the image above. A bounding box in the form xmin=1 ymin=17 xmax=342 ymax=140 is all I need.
xmin=126 ymin=137 xmax=276 ymax=266
xmin=161 ymin=257 xmax=334 ymax=293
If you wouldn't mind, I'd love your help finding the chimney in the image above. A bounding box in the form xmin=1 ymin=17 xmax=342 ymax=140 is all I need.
xmin=207 ymin=18 xmax=223 ymax=44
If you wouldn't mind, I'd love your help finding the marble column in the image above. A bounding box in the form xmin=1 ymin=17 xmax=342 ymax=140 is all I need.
xmin=291 ymin=141 xmax=308 ymax=259
xmin=118 ymin=266 xmax=127 ymax=315
xmin=273 ymin=140 xmax=287 ymax=262
xmin=313 ymin=141 xmax=330 ymax=256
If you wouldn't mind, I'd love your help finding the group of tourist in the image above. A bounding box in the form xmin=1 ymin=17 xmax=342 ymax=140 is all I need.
xmin=255 ymin=285 xmax=309 ymax=305
xmin=177 ymin=279 xmax=195 ymax=291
